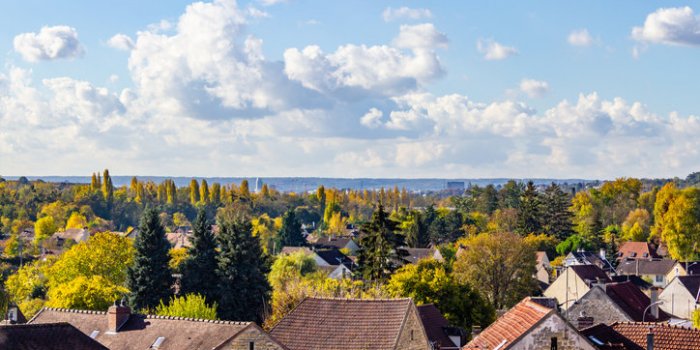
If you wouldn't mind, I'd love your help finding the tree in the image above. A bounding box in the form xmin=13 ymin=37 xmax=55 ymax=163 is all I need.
xmin=65 ymin=212 xmax=88 ymax=229
xmin=156 ymin=294 xmax=217 ymax=320
xmin=216 ymin=216 xmax=270 ymax=322
xmin=476 ymin=185 xmax=499 ymax=215
xmin=499 ymin=180 xmax=523 ymax=209
xmin=102 ymin=169 xmax=114 ymax=202
xmin=570 ymin=191 xmax=602 ymax=246
xmin=540 ymin=183 xmax=574 ymax=240
xmin=621 ymin=208 xmax=651 ymax=242
xmin=239 ymin=180 xmax=250 ymax=198
xmin=189 ymin=179 xmax=200 ymax=205
xmin=181 ymin=209 xmax=219 ymax=302
xmin=657 ymin=188 xmax=700 ymax=261
xmin=385 ymin=259 xmax=494 ymax=331
xmin=517 ymin=182 xmax=541 ymax=235
xmin=453 ymin=231 xmax=536 ymax=309
xmin=279 ymin=209 xmax=304 ymax=247
xmin=200 ymin=179 xmax=210 ymax=204
xmin=357 ymin=204 xmax=406 ymax=281
xmin=317 ymin=185 xmax=326 ymax=220
xmin=34 ymin=216 xmax=57 ymax=246
xmin=127 ymin=207 xmax=174 ymax=311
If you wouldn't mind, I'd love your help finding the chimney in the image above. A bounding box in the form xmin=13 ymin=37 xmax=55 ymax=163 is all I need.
xmin=107 ymin=300 xmax=131 ymax=333
xmin=650 ymin=288 xmax=659 ymax=319
xmin=647 ymin=327 xmax=654 ymax=350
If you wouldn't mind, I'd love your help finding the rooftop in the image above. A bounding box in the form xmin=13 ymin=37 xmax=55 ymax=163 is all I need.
xmin=0 ymin=322 xmax=108 ymax=350
xmin=582 ymin=322 xmax=700 ymax=350
xmin=617 ymin=259 xmax=677 ymax=276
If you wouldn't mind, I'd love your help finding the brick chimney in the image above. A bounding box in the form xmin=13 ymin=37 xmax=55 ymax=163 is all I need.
xmin=107 ymin=300 xmax=131 ymax=334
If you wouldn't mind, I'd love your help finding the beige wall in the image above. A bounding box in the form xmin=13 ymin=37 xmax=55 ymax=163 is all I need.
xmin=659 ymin=277 xmax=698 ymax=319
xmin=543 ymin=268 xmax=590 ymax=310
xmin=511 ymin=313 xmax=597 ymax=350
xmin=220 ymin=324 xmax=286 ymax=350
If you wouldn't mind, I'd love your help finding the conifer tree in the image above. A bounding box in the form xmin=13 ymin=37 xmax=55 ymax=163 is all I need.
xmin=210 ymin=183 xmax=221 ymax=205
xmin=279 ymin=209 xmax=304 ymax=246
xmin=127 ymin=207 xmax=174 ymax=311
xmin=517 ymin=181 xmax=542 ymax=235
xmin=216 ymin=216 xmax=270 ymax=322
xmin=358 ymin=204 xmax=406 ymax=281
xmin=91 ymin=173 xmax=99 ymax=191
xmin=189 ymin=179 xmax=200 ymax=205
xmin=181 ymin=208 xmax=218 ymax=303
xmin=540 ymin=183 xmax=574 ymax=240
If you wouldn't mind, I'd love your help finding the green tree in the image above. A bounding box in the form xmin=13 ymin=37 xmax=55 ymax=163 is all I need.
xmin=156 ymin=294 xmax=217 ymax=320
xmin=621 ymin=208 xmax=651 ymax=242
xmin=200 ymin=179 xmax=210 ymax=204
xmin=517 ymin=181 xmax=542 ymax=235
xmin=102 ymin=169 xmax=114 ymax=202
xmin=317 ymin=185 xmax=326 ymax=221
xmin=127 ymin=207 xmax=174 ymax=311
xmin=498 ymin=180 xmax=523 ymax=209
xmin=189 ymin=179 xmax=200 ymax=205
xmin=279 ymin=209 xmax=304 ymax=247
xmin=540 ymin=183 xmax=574 ymax=240
xmin=216 ymin=216 xmax=270 ymax=322
xmin=357 ymin=204 xmax=405 ymax=281
xmin=34 ymin=216 xmax=57 ymax=246
xmin=181 ymin=209 xmax=219 ymax=303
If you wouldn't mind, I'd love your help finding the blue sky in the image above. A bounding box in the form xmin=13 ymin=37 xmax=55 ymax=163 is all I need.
xmin=1 ymin=1 xmax=699 ymax=179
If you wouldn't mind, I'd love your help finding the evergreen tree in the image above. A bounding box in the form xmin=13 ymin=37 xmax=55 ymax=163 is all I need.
xmin=517 ymin=181 xmax=542 ymax=235
xmin=477 ymin=184 xmax=499 ymax=215
xmin=91 ymin=173 xmax=99 ymax=191
xmin=499 ymin=180 xmax=523 ymax=209
xmin=418 ymin=205 xmax=437 ymax=247
xmin=181 ymin=209 xmax=218 ymax=303
xmin=279 ymin=209 xmax=304 ymax=246
xmin=428 ymin=216 xmax=448 ymax=245
xmin=540 ymin=183 xmax=574 ymax=240
xmin=357 ymin=204 xmax=406 ymax=281
xmin=216 ymin=216 xmax=270 ymax=322
xmin=189 ymin=179 xmax=200 ymax=205
xmin=127 ymin=207 xmax=174 ymax=311
xmin=445 ymin=210 xmax=464 ymax=242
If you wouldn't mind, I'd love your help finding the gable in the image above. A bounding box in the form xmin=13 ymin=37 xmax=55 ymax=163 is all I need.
xmin=394 ymin=304 xmax=431 ymax=350
xmin=566 ymin=287 xmax=632 ymax=326
xmin=510 ymin=313 xmax=597 ymax=350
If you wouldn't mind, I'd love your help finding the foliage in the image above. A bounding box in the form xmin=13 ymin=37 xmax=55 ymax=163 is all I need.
xmin=540 ymin=183 xmax=574 ymax=240
xmin=156 ymin=293 xmax=218 ymax=320
xmin=46 ymin=275 xmax=129 ymax=310
xmin=34 ymin=216 xmax=57 ymax=245
xmin=5 ymin=258 xmax=53 ymax=303
xmin=169 ymin=248 xmax=188 ymax=273
xmin=621 ymin=208 xmax=651 ymax=242
xmin=357 ymin=204 xmax=406 ymax=281
xmin=279 ymin=209 xmax=304 ymax=247
xmin=516 ymin=182 xmax=541 ymax=235
xmin=181 ymin=208 xmax=219 ymax=303
xmin=65 ymin=212 xmax=88 ymax=229
xmin=693 ymin=308 xmax=700 ymax=329
xmin=655 ymin=187 xmax=700 ymax=260
xmin=556 ymin=234 xmax=591 ymax=256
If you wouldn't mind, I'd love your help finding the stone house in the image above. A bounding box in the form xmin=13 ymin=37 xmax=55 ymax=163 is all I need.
xmin=270 ymin=297 xmax=432 ymax=350
xmin=544 ymin=265 xmax=611 ymax=310
xmin=464 ymin=297 xmax=597 ymax=350
xmin=28 ymin=303 xmax=287 ymax=350
xmin=582 ymin=322 xmax=700 ymax=349
xmin=565 ymin=281 xmax=670 ymax=328
xmin=659 ymin=275 xmax=700 ymax=320
xmin=617 ymin=259 xmax=677 ymax=288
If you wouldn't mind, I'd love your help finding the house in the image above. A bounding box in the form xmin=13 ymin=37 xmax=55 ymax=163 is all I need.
xmin=565 ymin=282 xmax=670 ymax=328
xmin=51 ymin=228 xmax=90 ymax=247
xmin=270 ymin=297 xmax=431 ymax=350
xmin=308 ymin=235 xmax=360 ymax=255
xmin=617 ymin=259 xmax=677 ymax=287
xmin=2 ymin=303 xmax=27 ymax=325
xmin=544 ymin=265 xmax=611 ymax=310
xmin=535 ymin=251 xmax=551 ymax=285
xmin=417 ymin=304 xmax=465 ymax=350
xmin=665 ymin=261 xmax=700 ymax=282
xmin=403 ymin=248 xmax=445 ymax=265
xmin=0 ymin=323 xmax=108 ymax=350
xmin=464 ymin=297 xmax=597 ymax=350
xmin=28 ymin=303 xmax=287 ymax=350
xmin=280 ymin=246 xmax=355 ymax=279
xmin=659 ymin=275 xmax=700 ymax=319
xmin=581 ymin=322 xmax=700 ymax=350
xmin=564 ymin=250 xmax=616 ymax=274
xmin=617 ymin=241 xmax=658 ymax=261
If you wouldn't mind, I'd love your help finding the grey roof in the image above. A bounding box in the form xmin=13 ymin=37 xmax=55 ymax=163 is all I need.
xmin=617 ymin=259 xmax=677 ymax=276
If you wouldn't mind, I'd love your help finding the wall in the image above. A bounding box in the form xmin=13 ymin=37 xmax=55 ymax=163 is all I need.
xmin=395 ymin=304 xmax=431 ymax=350
xmin=659 ymin=278 xmax=697 ymax=319
xmin=543 ymin=268 xmax=590 ymax=310
xmin=221 ymin=325 xmax=286 ymax=350
xmin=564 ymin=287 xmax=631 ymax=326
xmin=511 ymin=314 xmax=597 ymax=350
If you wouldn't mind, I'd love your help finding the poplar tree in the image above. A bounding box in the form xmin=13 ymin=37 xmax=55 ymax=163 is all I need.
xmin=127 ymin=207 xmax=174 ymax=311
xmin=181 ymin=209 xmax=218 ymax=303
xmin=279 ymin=209 xmax=304 ymax=246
xmin=102 ymin=169 xmax=113 ymax=202
xmin=189 ymin=179 xmax=200 ymax=205
xmin=239 ymin=180 xmax=250 ymax=198
xmin=200 ymin=179 xmax=210 ymax=204
xmin=317 ymin=185 xmax=326 ymax=221
xmin=216 ymin=216 xmax=270 ymax=322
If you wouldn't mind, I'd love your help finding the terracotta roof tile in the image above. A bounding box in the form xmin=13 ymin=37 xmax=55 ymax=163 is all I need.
xmin=463 ymin=297 xmax=553 ymax=350
xmin=270 ymin=297 xmax=414 ymax=350
xmin=583 ymin=322 xmax=700 ymax=350
xmin=618 ymin=242 xmax=657 ymax=260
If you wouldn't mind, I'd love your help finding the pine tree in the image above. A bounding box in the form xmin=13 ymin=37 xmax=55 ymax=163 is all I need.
xmin=517 ymin=181 xmax=542 ymax=235
xmin=540 ymin=183 xmax=574 ymax=240
xmin=216 ymin=216 xmax=270 ymax=322
xmin=181 ymin=209 xmax=219 ymax=303
xmin=357 ymin=204 xmax=406 ymax=281
xmin=189 ymin=179 xmax=200 ymax=205
xmin=127 ymin=207 xmax=174 ymax=311
xmin=279 ymin=209 xmax=304 ymax=247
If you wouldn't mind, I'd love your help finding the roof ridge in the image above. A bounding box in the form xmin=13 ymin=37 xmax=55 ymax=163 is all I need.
xmin=143 ymin=314 xmax=250 ymax=325
xmin=41 ymin=307 xmax=108 ymax=315
xmin=304 ymin=296 xmax=412 ymax=302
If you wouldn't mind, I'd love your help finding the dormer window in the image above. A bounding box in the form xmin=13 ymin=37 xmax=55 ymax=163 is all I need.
xmin=630 ymin=252 xmax=637 ymax=257
xmin=643 ymin=253 xmax=649 ymax=258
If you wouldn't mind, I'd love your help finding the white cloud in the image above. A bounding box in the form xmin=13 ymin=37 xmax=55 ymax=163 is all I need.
xmin=247 ymin=6 xmax=270 ymax=18
xmin=519 ymin=79 xmax=549 ymax=98
xmin=361 ymin=108 xmax=384 ymax=128
xmin=477 ymin=39 xmax=518 ymax=60
xmin=393 ymin=23 xmax=448 ymax=49
xmin=568 ymin=29 xmax=593 ymax=47
xmin=13 ymin=25 xmax=84 ymax=62
xmin=382 ymin=7 xmax=432 ymax=22
xmin=107 ymin=33 xmax=135 ymax=51
xmin=632 ymin=7 xmax=700 ymax=46
xmin=258 ymin=0 xmax=285 ymax=6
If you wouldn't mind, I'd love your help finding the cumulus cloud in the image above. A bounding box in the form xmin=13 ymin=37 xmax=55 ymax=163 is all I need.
xmin=393 ymin=23 xmax=448 ymax=49
xmin=13 ymin=25 xmax=84 ymax=62
xmin=632 ymin=6 xmax=700 ymax=46
xmin=107 ymin=33 xmax=135 ymax=51
xmin=519 ymin=79 xmax=549 ymax=98
xmin=361 ymin=108 xmax=384 ymax=128
xmin=382 ymin=7 xmax=432 ymax=22
xmin=568 ymin=29 xmax=594 ymax=47
xmin=477 ymin=39 xmax=518 ymax=60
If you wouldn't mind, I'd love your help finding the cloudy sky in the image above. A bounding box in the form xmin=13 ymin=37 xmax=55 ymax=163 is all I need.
xmin=1 ymin=1 xmax=699 ymax=179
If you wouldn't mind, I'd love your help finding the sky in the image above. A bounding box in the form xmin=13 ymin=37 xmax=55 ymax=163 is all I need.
xmin=1 ymin=1 xmax=700 ymax=179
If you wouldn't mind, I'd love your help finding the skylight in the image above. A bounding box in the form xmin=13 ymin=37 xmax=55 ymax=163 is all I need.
xmin=151 ymin=337 xmax=166 ymax=349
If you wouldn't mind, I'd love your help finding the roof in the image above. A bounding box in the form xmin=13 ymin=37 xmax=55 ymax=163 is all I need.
xmin=610 ymin=275 xmax=653 ymax=291
xmin=677 ymin=261 xmax=700 ymax=275
xmin=309 ymin=236 xmax=355 ymax=250
xmin=618 ymin=242 xmax=657 ymax=260
xmin=568 ymin=251 xmax=616 ymax=272
xmin=570 ymin=265 xmax=612 ymax=284
xmin=165 ymin=232 xmax=192 ymax=249
xmin=463 ymin=297 xmax=554 ymax=350
xmin=314 ymin=249 xmax=354 ymax=267
xmin=0 ymin=322 xmax=108 ymax=350
xmin=677 ymin=275 xmax=700 ymax=301
xmin=270 ymin=297 xmax=416 ymax=350
xmin=603 ymin=282 xmax=670 ymax=322
xmin=417 ymin=304 xmax=458 ymax=349
xmin=28 ymin=307 xmax=255 ymax=350
xmin=617 ymin=259 xmax=677 ymax=276
xmin=536 ymin=251 xmax=548 ymax=265
xmin=53 ymin=228 xmax=89 ymax=242
xmin=280 ymin=246 xmax=313 ymax=255
xmin=582 ymin=322 xmax=700 ymax=350
xmin=403 ymin=248 xmax=438 ymax=264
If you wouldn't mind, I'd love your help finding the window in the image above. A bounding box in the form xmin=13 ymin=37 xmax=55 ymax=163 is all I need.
xmin=249 ymin=342 xmax=255 ymax=350
xmin=410 ymin=330 xmax=414 ymax=341
xmin=551 ymin=337 xmax=558 ymax=350
xmin=643 ymin=253 xmax=649 ymax=258
xmin=655 ymin=275 xmax=664 ymax=283
xmin=89 ymin=330 xmax=100 ymax=339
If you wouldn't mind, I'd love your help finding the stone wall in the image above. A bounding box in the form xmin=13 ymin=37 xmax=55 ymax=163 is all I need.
xmin=223 ymin=324 xmax=286 ymax=350
xmin=395 ymin=304 xmax=431 ymax=350
xmin=565 ymin=286 xmax=631 ymax=327
xmin=511 ymin=313 xmax=596 ymax=350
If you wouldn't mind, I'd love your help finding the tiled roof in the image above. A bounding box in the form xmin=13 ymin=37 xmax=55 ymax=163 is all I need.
xmin=569 ymin=251 xmax=616 ymax=272
xmin=570 ymin=265 xmax=612 ymax=284
xmin=583 ymin=322 xmax=700 ymax=350
xmin=617 ymin=259 xmax=677 ymax=276
xmin=463 ymin=297 xmax=553 ymax=350
xmin=604 ymin=282 xmax=670 ymax=322
xmin=0 ymin=322 xmax=108 ymax=350
xmin=618 ymin=242 xmax=657 ymax=260
xmin=610 ymin=275 xmax=653 ymax=291
xmin=677 ymin=275 xmax=700 ymax=301
xmin=310 ymin=236 xmax=355 ymax=250
xmin=29 ymin=307 xmax=254 ymax=350
xmin=403 ymin=248 xmax=438 ymax=264
xmin=270 ymin=297 xmax=414 ymax=350
xmin=417 ymin=304 xmax=458 ymax=349
xmin=315 ymin=249 xmax=354 ymax=267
